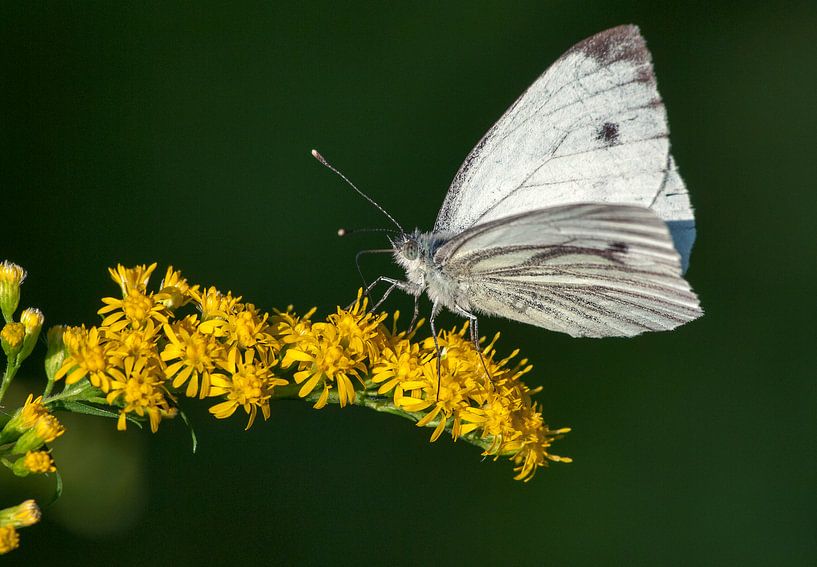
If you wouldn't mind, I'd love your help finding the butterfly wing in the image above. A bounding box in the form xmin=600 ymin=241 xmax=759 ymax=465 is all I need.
xmin=433 ymin=203 xmax=703 ymax=338
xmin=433 ymin=25 xmax=696 ymax=271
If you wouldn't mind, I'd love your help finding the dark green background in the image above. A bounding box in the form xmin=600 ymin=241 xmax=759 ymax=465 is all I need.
xmin=2 ymin=2 xmax=815 ymax=565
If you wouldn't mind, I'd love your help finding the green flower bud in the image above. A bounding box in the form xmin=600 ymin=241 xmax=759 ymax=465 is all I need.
xmin=0 ymin=500 xmax=41 ymax=528
xmin=44 ymin=325 xmax=67 ymax=383
xmin=17 ymin=308 xmax=43 ymax=363
xmin=0 ymin=261 xmax=26 ymax=322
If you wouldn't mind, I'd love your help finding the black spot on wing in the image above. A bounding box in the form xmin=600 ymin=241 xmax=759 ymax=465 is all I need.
xmin=608 ymin=241 xmax=629 ymax=254
xmin=596 ymin=122 xmax=620 ymax=145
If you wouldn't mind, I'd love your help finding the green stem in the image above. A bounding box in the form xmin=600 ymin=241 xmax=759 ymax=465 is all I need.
xmin=270 ymin=380 xmax=498 ymax=452
xmin=0 ymin=357 xmax=19 ymax=405
xmin=42 ymin=374 xmax=56 ymax=398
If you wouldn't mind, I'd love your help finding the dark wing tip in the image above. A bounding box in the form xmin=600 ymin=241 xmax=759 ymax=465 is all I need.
xmin=569 ymin=25 xmax=653 ymax=74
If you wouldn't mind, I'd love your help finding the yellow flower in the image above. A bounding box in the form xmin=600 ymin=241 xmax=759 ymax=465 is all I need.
xmin=505 ymin=404 xmax=572 ymax=482
xmin=108 ymin=319 xmax=161 ymax=362
xmin=17 ymin=307 xmax=44 ymax=361
xmin=283 ymin=322 xmax=366 ymax=408
xmin=190 ymin=286 xmax=240 ymax=323
xmin=34 ymin=414 xmax=65 ymax=443
xmin=161 ymin=322 xmax=224 ymax=398
xmin=19 ymin=395 xmax=48 ymax=429
xmin=0 ymin=500 xmax=39 ymax=554
xmin=54 ymin=326 xmax=115 ymax=390
xmin=158 ymin=265 xmax=198 ymax=310
xmin=477 ymin=390 xmax=521 ymax=454
xmin=210 ymin=348 xmax=287 ymax=429
xmin=397 ymin=359 xmax=485 ymax=442
xmin=0 ymin=260 xmax=26 ymax=321
xmin=107 ymin=356 xmax=172 ymax=432
xmin=0 ymin=395 xmax=47 ymax=442
xmin=224 ymin=303 xmax=279 ymax=353
xmin=98 ymin=288 xmax=169 ymax=332
xmin=15 ymin=451 xmax=57 ymax=474
xmin=273 ymin=306 xmax=316 ymax=348
xmin=108 ymin=262 xmax=157 ymax=297
xmin=0 ymin=526 xmax=18 ymax=554
xmin=325 ymin=290 xmax=387 ymax=361
xmin=61 ymin=324 xmax=87 ymax=351
xmin=0 ymin=322 xmax=24 ymax=355
xmin=371 ymin=338 xmax=426 ymax=395
xmin=19 ymin=307 xmax=43 ymax=335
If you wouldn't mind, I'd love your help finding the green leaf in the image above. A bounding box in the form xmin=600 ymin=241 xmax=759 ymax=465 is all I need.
xmin=52 ymin=401 xmax=143 ymax=429
xmin=44 ymin=469 xmax=63 ymax=508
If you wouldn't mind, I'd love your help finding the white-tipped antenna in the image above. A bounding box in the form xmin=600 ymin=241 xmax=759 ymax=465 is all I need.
xmin=311 ymin=149 xmax=404 ymax=233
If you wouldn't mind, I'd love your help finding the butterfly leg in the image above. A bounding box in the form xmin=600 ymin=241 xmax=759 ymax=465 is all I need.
xmin=369 ymin=277 xmax=416 ymax=312
xmin=407 ymin=295 xmax=420 ymax=333
xmin=356 ymin=276 xmax=411 ymax=312
xmin=453 ymin=305 xmax=493 ymax=381
xmin=429 ymin=301 xmax=443 ymax=401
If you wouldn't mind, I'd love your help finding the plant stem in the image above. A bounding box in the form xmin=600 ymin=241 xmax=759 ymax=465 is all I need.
xmin=0 ymin=358 xmax=19 ymax=405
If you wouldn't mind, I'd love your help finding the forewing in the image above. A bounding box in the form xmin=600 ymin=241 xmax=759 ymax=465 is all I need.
xmin=434 ymin=204 xmax=702 ymax=338
xmin=434 ymin=25 xmax=695 ymax=270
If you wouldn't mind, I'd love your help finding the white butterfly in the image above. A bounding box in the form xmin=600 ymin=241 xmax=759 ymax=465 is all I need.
xmin=316 ymin=25 xmax=702 ymax=343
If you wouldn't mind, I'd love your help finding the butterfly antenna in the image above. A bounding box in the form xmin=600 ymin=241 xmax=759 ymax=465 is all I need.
xmin=312 ymin=149 xmax=404 ymax=233
xmin=337 ymin=227 xmax=399 ymax=237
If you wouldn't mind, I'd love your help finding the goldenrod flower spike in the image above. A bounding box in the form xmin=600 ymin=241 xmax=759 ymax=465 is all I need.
xmin=0 ymin=261 xmax=573 ymax=554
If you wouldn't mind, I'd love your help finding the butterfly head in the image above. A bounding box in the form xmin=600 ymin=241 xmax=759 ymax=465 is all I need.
xmin=390 ymin=230 xmax=435 ymax=290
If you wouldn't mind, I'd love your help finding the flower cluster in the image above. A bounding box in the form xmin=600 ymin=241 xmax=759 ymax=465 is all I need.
xmin=0 ymin=262 xmax=53 ymax=553
xmin=54 ymin=263 xmax=287 ymax=431
xmin=281 ymin=291 xmax=571 ymax=481
xmin=51 ymin=264 xmax=569 ymax=478
xmin=0 ymin=261 xmax=571 ymax=554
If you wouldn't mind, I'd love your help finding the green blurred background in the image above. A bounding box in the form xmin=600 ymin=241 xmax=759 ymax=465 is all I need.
xmin=1 ymin=1 xmax=815 ymax=565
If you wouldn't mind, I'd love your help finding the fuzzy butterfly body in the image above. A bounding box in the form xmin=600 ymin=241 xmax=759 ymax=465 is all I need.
xmin=321 ymin=25 xmax=702 ymax=340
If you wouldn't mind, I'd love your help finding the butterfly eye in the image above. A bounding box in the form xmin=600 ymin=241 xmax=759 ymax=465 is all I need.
xmin=403 ymin=240 xmax=419 ymax=260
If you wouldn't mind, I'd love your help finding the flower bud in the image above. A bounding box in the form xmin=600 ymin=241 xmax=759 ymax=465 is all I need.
xmin=12 ymin=413 xmax=64 ymax=453
xmin=0 ymin=261 xmax=26 ymax=322
xmin=17 ymin=308 xmax=43 ymax=362
xmin=159 ymin=265 xmax=196 ymax=310
xmin=0 ymin=395 xmax=47 ymax=444
xmin=0 ymin=500 xmax=41 ymax=528
xmin=0 ymin=322 xmax=24 ymax=359
xmin=44 ymin=325 xmax=67 ymax=382
xmin=11 ymin=451 xmax=55 ymax=476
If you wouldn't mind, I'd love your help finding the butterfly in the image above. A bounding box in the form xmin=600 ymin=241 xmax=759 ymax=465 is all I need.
xmin=315 ymin=24 xmax=702 ymax=348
